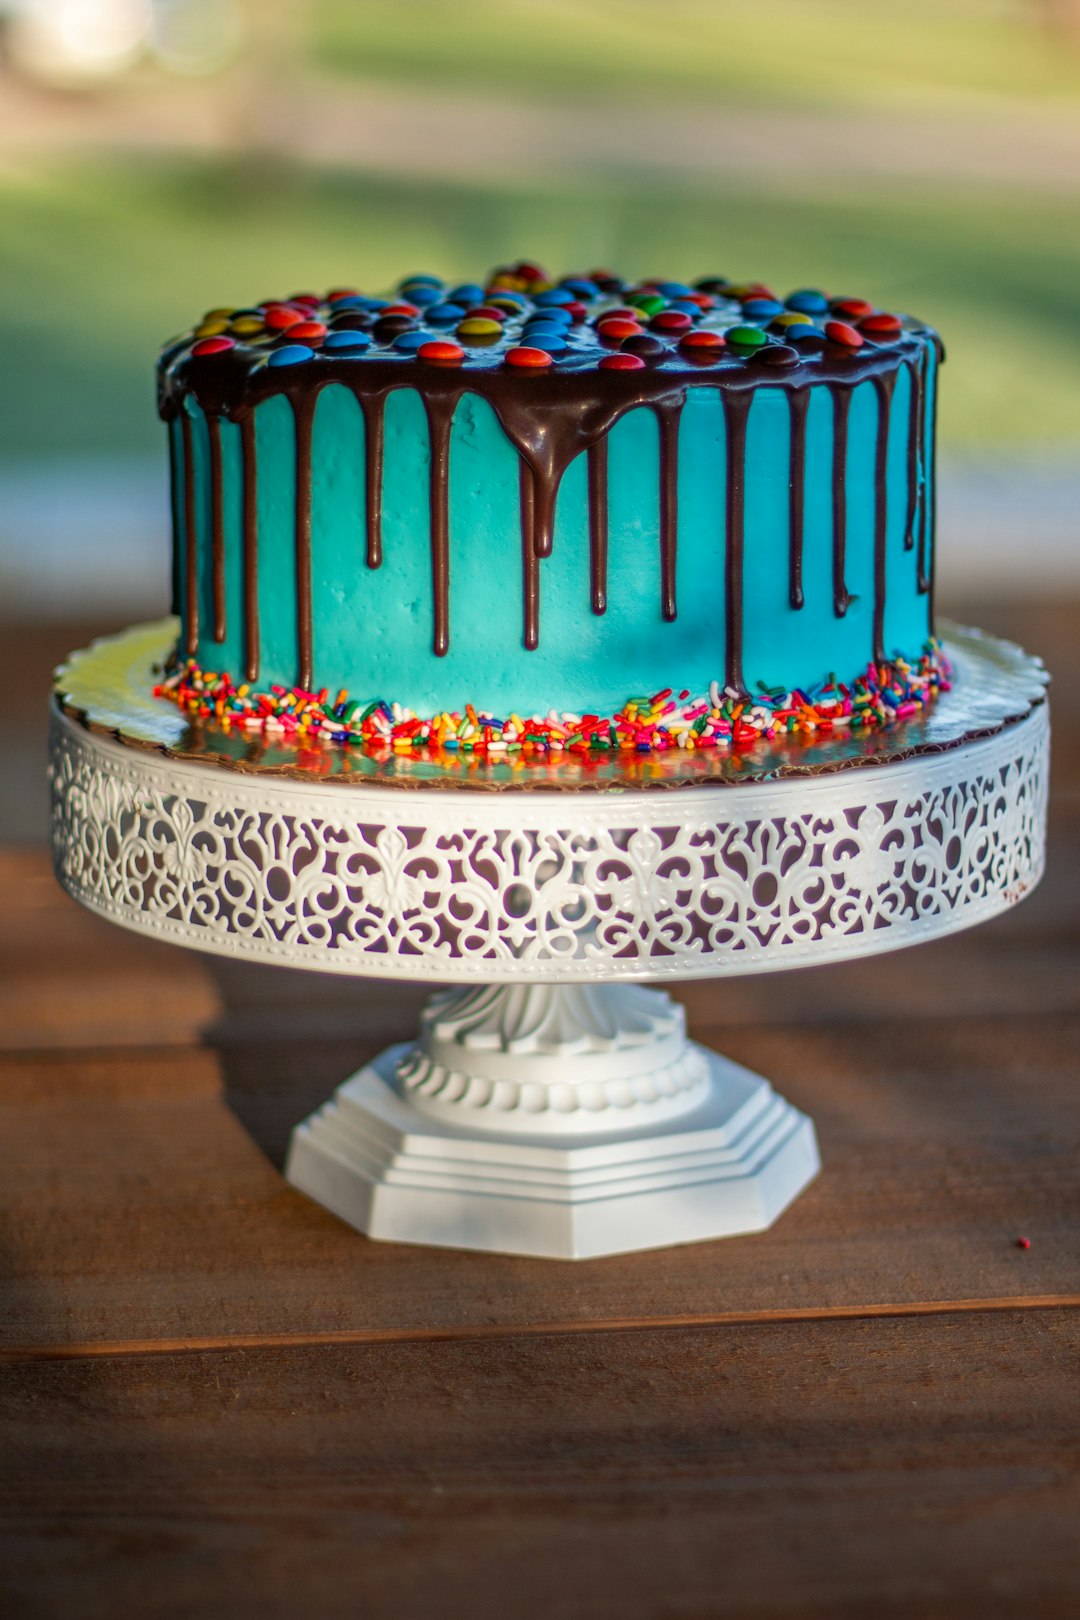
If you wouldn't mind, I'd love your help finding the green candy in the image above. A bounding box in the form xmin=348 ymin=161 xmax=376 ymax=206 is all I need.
xmin=628 ymin=293 xmax=666 ymax=316
xmin=726 ymin=325 xmax=768 ymax=349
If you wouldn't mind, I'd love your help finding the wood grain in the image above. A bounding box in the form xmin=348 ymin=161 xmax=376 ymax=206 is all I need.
xmin=2 ymin=1315 xmax=1079 ymax=1620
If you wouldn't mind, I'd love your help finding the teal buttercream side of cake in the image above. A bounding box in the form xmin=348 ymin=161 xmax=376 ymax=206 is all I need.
xmin=160 ymin=266 xmax=941 ymax=725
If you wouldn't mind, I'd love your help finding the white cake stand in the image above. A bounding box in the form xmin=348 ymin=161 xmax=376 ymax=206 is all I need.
xmin=49 ymin=620 xmax=1048 ymax=1259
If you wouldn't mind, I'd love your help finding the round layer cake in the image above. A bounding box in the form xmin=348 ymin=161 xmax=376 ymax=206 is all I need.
xmin=158 ymin=263 xmax=942 ymax=741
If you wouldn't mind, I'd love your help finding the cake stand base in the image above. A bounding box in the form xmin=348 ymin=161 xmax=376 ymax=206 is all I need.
xmin=284 ymin=985 xmax=819 ymax=1259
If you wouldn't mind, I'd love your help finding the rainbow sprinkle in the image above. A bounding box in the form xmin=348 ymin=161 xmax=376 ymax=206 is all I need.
xmin=154 ymin=644 xmax=950 ymax=759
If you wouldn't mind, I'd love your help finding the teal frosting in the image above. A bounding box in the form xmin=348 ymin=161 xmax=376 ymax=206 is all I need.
xmin=175 ymin=366 xmax=933 ymax=713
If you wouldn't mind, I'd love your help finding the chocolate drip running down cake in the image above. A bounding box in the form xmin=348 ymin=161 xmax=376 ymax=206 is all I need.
xmin=157 ymin=264 xmax=946 ymax=756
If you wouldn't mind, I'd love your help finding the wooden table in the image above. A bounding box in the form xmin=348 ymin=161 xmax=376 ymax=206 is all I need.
xmin=2 ymin=601 xmax=1078 ymax=1619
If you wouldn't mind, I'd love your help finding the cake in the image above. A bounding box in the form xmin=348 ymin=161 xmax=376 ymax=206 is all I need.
xmin=156 ymin=262 xmax=945 ymax=757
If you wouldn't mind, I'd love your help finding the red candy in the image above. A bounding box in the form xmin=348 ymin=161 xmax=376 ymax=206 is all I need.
xmin=382 ymin=303 xmax=420 ymax=317
xmin=466 ymin=306 xmax=506 ymax=322
xmin=263 ymin=304 xmax=303 ymax=330
xmin=680 ymin=330 xmax=725 ymax=352
xmin=831 ymin=298 xmax=873 ymax=319
xmin=191 ymin=336 xmax=236 ymax=356
xmin=564 ymin=301 xmax=588 ymax=322
xmin=824 ymin=321 xmax=864 ymax=348
xmin=514 ymin=261 xmax=547 ymax=283
xmin=288 ymin=292 xmax=320 ymax=306
xmin=597 ymin=308 xmax=639 ymax=324
xmin=597 ymin=318 xmax=642 ymax=341
xmin=599 ymin=352 xmax=646 ymax=370
xmin=288 ymin=320 xmax=327 ymax=342
xmin=327 ymin=288 xmax=360 ymax=302
xmin=505 ymin=347 xmax=553 ymax=369
xmin=419 ymin=340 xmax=465 ymax=365
xmin=859 ymin=312 xmax=903 ymax=337
xmin=650 ymin=311 xmax=693 ymax=334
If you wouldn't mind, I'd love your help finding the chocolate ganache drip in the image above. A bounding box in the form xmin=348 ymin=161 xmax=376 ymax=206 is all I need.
xmin=160 ymin=287 xmax=941 ymax=689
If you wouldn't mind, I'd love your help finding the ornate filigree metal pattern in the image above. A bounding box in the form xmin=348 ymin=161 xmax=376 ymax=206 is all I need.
xmin=50 ymin=701 xmax=1048 ymax=983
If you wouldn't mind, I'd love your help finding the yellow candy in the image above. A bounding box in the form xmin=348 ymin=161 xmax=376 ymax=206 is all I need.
xmin=195 ymin=320 xmax=230 ymax=338
xmin=230 ymin=316 xmax=264 ymax=337
xmin=456 ymin=317 xmax=502 ymax=340
xmin=202 ymin=307 xmax=235 ymax=321
xmin=773 ymin=312 xmax=812 ymax=327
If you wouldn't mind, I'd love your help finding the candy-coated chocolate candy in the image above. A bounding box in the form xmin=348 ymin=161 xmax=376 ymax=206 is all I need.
xmin=288 ymin=293 xmax=320 ymax=306
xmin=830 ymin=297 xmax=873 ymax=319
xmin=426 ymin=302 xmax=467 ymax=325
xmin=522 ymin=322 xmax=569 ymax=341
xmin=459 ymin=319 xmax=505 ymax=341
xmin=627 ymin=292 xmax=666 ymax=316
xmin=649 ymin=311 xmax=693 ymax=334
xmin=399 ymin=274 xmax=442 ymax=290
xmin=288 ymin=320 xmax=327 ymax=342
xmin=754 ymin=343 xmax=799 ymax=367
xmin=859 ymin=312 xmax=902 ymax=336
xmin=191 ymin=335 xmax=235 ymax=356
xmin=419 ymin=340 xmax=465 ymax=364
xmin=465 ymin=305 xmax=507 ymax=322
xmin=263 ymin=304 xmax=302 ymax=330
xmin=561 ymin=278 xmax=599 ymax=300
xmin=405 ymin=286 xmax=444 ymax=307
xmin=725 ymin=325 xmax=767 ymax=348
xmin=505 ymin=347 xmax=553 ymax=369
xmin=599 ymin=352 xmax=645 ymax=370
xmin=741 ymin=297 xmax=784 ymax=319
xmin=194 ymin=320 xmax=230 ymax=338
xmin=525 ymin=306 xmax=572 ymax=327
xmin=563 ymin=301 xmax=588 ymax=322
xmin=523 ymin=335 xmax=566 ymax=354
xmin=621 ymin=334 xmax=664 ymax=358
xmin=373 ymin=315 xmax=418 ymax=341
xmin=654 ymin=281 xmax=692 ymax=299
xmin=229 ymin=316 xmax=264 ymax=337
xmin=382 ymin=302 xmax=420 ymax=318
xmin=824 ymin=320 xmax=864 ymax=348
xmin=330 ymin=310 xmax=374 ymax=331
xmin=533 ymin=288 xmax=575 ymax=307
xmin=486 ymin=292 xmax=528 ymax=310
xmin=594 ymin=307 xmax=639 ymax=325
xmin=771 ymin=312 xmax=812 ymax=328
xmin=786 ymin=324 xmax=827 ymax=344
xmin=682 ymin=292 xmax=714 ymax=311
xmin=267 ymin=344 xmax=314 ymax=366
xmin=693 ymin=277 xmax=730 ymax=293
xmin=393 ymin=331 xmax=427 ymax=352
xmin=327 ymin=288 xmax=360 ymax=302
xmin=596 ymin=317 xmax=642 ymax=341
xmin=785 ymin=289 xmax=829 ymax=314
xmin=450 ymin=283 xmax=485 ymax=306
xmin=513 ymin=261 xmax=548 ymax=282
xmin=679 ymin=329 xmax=725 ymax=352
xmin=323 ymin=330 xmax=372 ymax=351
xmin=666 ymin=299 xmax=702 ymax=317
xmin=202 ymin=306 xmax=234 ymax=321
xmin=591 ymin=272 xmax=627 ymax=294
xmin=456 ymin=317 xmax=503 ymax=340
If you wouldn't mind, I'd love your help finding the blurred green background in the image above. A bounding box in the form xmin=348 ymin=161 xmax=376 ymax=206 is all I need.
xmin=0 ymin=0 xmax=1078 ymax=611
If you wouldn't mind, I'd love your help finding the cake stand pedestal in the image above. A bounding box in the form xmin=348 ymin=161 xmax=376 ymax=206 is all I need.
xmin=49 ymin=622 xmax=1049 ymax=1258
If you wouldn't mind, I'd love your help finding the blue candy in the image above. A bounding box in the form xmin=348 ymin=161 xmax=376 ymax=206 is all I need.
xmin=323 ymin=330 xmax=372 ymax=351
xmin=525 ymin=306 xmax=572 ymax=328
xmin=742 ymin=298 xmax=784 ymax=319
xmin=786 ymin=289 xmax=829 ymax=315
xmin=450 ymin=283 xmax=485 ymax=305
xmin=268 ymin=344 xmax=315 ymax=366
xmin=425 ymin=302 xmax=467 ymax=325
xmin=561 ymin=278 xmax=600 ymax=299
xmin=521 ymin=334 xmax=566 ymax=353
xmin=400 ymin=274 xmax=443 ymax=291
xmin=786 ymin=322 xmax=825 ymax=341
xmin=654 ymin=281 xmax=692 ymax=298
xmin=532 ymin=288 xmax=575 ymax=307
xmin=393 ymin=331 xmax=427 ymax=352
xmin=666 ymin=299 xmax=702 ymax=317
xmin=405 ymin=286 xmax=444 ymax=307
